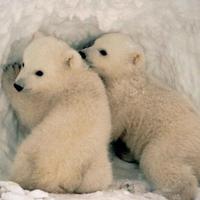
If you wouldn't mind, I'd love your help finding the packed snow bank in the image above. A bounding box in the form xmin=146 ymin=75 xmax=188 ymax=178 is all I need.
xmin=0 ymin=0 xmax=200 ymax=199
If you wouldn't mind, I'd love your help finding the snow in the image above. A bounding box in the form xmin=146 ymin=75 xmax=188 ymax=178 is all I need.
xmin=28 ymin=190 xmax=49 ymax=199
xmin=51 ymin=191 xmax=167 ymax=200
xmin=0 ymin=181 xmax=24 ymax=195
xmin=0 ymin=179 xmax=166 ymax=200
xmin=0 ymin=0 xmax=200 ymax=199
xmin=0 ymin=182 xmax=51 ymax=200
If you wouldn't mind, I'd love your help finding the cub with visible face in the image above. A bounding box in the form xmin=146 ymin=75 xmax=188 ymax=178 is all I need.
xmin=80 ymin=33 xmax=200 ymax=200
xmin=9 ymin=35 xmax=112 ymax=193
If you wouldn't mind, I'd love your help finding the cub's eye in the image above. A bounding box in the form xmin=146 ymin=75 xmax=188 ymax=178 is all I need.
xmin=35 ymin=70 xmax=44 ymax=77
xmin=99 ymin=49 xmax=107 ymax=56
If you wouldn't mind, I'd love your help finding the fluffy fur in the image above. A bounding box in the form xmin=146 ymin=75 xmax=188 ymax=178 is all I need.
xmin=2 ymin=35 xmax=112 ymax=193
xmin=81 ymin=33 xmax=200 ymax=200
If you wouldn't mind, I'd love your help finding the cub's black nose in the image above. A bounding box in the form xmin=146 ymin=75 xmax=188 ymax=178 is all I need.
xmin=13 ymin=83 xmax=23 ymax=92
xmin=79 ymin=51 xmax=86 ymax=59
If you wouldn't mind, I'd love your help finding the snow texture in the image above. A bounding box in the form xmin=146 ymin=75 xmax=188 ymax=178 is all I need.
xmin=0 ymin=0 xmax=200 ymax=199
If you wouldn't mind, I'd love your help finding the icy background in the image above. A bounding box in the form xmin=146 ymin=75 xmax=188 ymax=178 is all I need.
xmin=0 ymin=0 xmax=200 ymax=199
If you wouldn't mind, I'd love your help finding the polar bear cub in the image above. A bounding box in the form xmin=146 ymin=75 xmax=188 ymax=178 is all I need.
xmin=9 ymin=35 xmax=112 ymax=193
xmin=80 ymin=33 xmax=200 ymax=200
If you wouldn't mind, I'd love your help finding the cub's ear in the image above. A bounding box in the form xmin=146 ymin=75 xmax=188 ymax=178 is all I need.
xmin=64 ymin=51 xmax=83 ymax=69
xmin=132 ymin=52 xmax=144 ymax=66
xmin=32 ymin=32 xmax=45 ymax=40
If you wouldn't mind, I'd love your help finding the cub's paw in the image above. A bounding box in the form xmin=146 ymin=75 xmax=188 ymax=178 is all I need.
xmin=3 ymin=62 xmax=22 ymax=76
xmin=2 ymin=62 xmax=22 ymax=86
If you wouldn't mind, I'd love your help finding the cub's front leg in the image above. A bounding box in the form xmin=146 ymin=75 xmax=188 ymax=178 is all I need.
xmin=11 ymin=105 xmax=85 ymax=193
xmin=1 ymin=63 xmax=22 ymax=98
xmin=1 ymin=63 xmax=27 ymax=117
xmin=77 ymin=151 xmax=112 ymax=193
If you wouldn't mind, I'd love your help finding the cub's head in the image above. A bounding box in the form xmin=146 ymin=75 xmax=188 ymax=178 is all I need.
xmin=79 ymin=33 xmax=144 ymax=80
xmin=14 ymin=34 xmax=84 ymax=93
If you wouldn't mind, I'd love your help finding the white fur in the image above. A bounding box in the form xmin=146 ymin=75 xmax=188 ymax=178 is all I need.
xmin=82 ymin=33 xmax=200 ymax=200
xmin=2 ymin=35 xmax=112 ymax=193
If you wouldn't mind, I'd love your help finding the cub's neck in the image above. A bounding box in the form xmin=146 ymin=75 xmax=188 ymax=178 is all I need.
xmin=105 ymin=69 xmax=147 ymax=100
